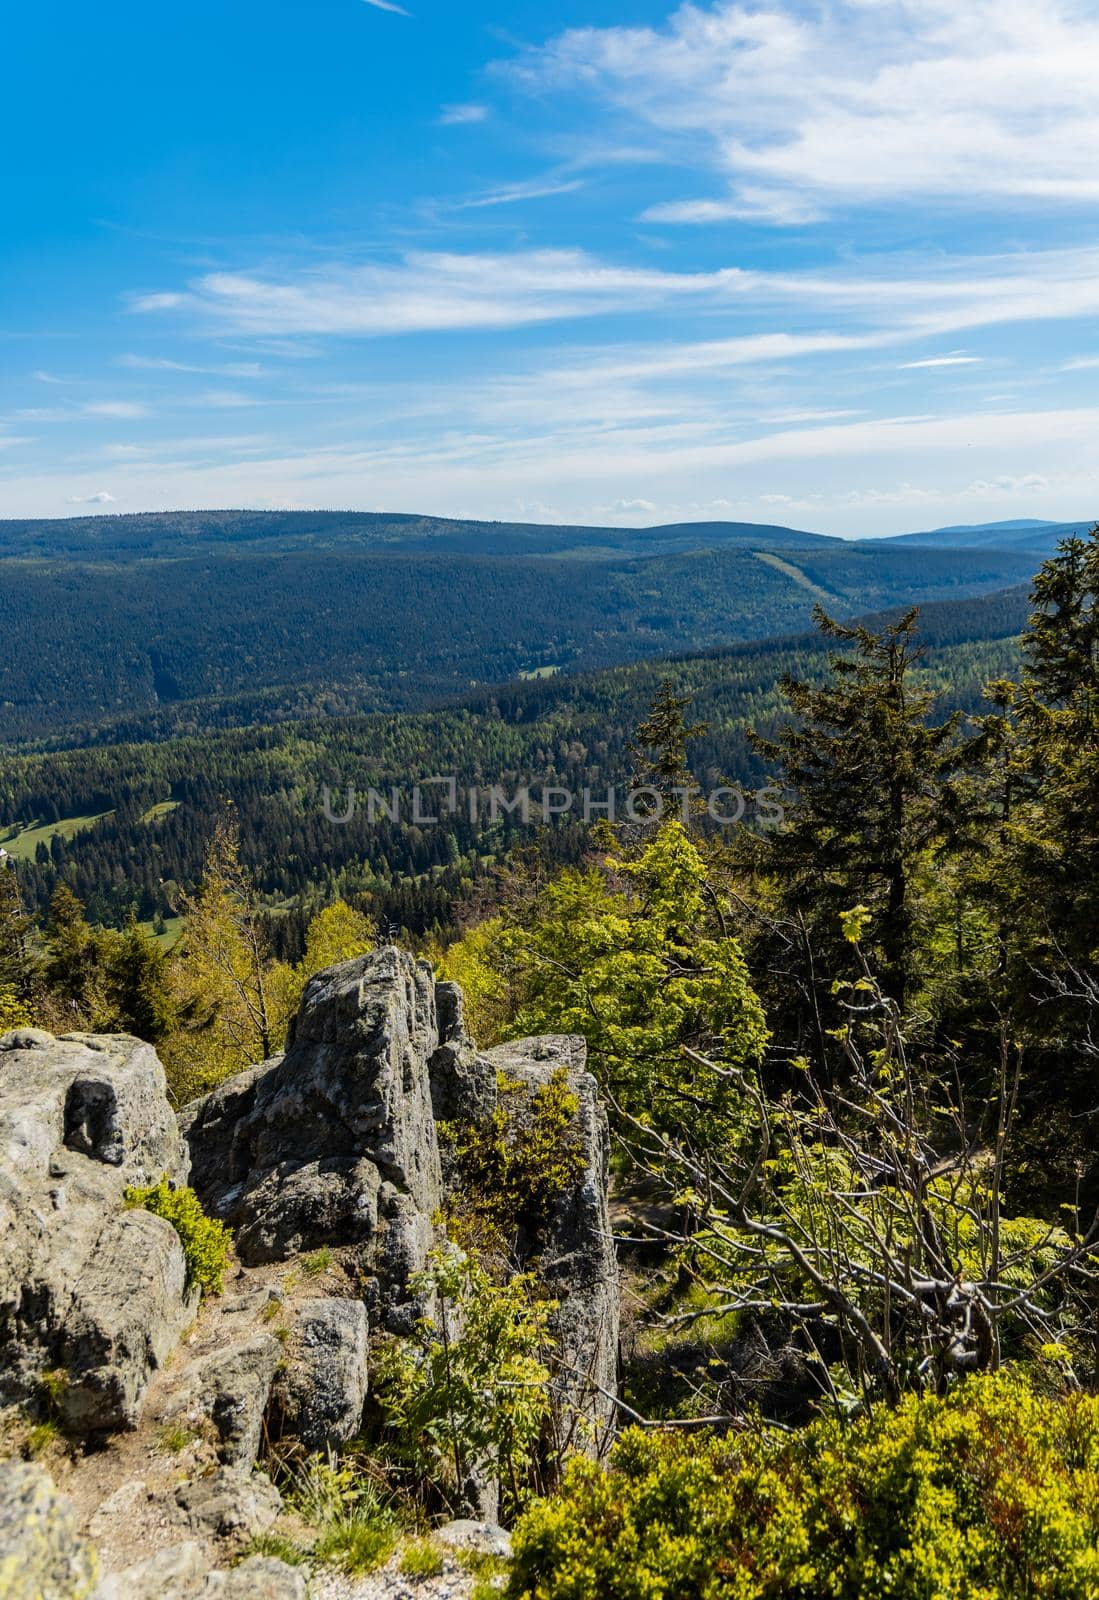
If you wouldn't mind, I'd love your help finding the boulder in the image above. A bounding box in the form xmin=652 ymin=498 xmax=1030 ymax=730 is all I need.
xmin=0 ymin=1461 xmax=98 ymax=1600
xmin=173 ymin=1469 xmax=281 ymax=1540
xmin=182 ymin=949 xmax=444 ymax=1324
xmin=435 ymin=1518 xmax=512 ymax=1560
xmin=270 ymin=1296 xmax=369 ymax=1451
xmin=428 ymin=983 xmax=497 ymax=1125
xmin=203 ymin=1556 xmax=307 ymax=1598
xmin=0 ymin=1031 xmax=194 ymax=1431
xmin=94 ymin=1544 xmax=306 ymax=1600
xmin=94 ymin=1542 xmax=208 ymax=1600
xmin=162 ymin=1333 xmax=282 ymax=1470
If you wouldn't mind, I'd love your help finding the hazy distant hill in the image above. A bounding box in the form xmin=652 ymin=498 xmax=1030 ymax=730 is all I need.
xmin=878 ymin=517 xmax=1093 ymax=553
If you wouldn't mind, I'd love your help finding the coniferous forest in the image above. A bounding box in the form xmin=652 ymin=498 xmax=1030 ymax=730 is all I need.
xmin=4 ymin=520 xmax=1099 ymax=1596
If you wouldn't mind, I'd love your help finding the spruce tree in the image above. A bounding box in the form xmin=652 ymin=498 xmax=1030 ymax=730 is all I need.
xmin=630 ymin=678 xmax=707 ymax=818
xmin=751 ymin=606 xmax=964 ymax=1013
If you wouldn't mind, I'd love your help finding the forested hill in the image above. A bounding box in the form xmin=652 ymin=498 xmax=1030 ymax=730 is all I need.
xmin=0 ymin=522 xmax=1046 ymax=747
xmin=0 ymin=509 xmax=837 ymax=561
xmin=0 ymin=584 xmax=1026 ymax=938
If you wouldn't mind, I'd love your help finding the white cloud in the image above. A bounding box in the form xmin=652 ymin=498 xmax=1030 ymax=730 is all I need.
xmin=439 ymin=103 xmax=488 ymax=126
xmin=117 ymin=354 xmax=265 ymax=377
xmin=519 ymin=0 xmax=1099 ymax=222
xmin=83 ymin=401 xmax=148 ymax=419
xmin=130 ymin=241 xmax=1099 ymax=354
xmin=66 ymin=491 xmax=117 ymax=505
xmin=361 ymin=0 xmax=410 ymax=14
xmin=900 ymin=354 xmax=983 ymax=369
xmin=132 ymin=249 xmax=756 ymax=336
xmin=452 ymin=177 xmax=586 ymax=209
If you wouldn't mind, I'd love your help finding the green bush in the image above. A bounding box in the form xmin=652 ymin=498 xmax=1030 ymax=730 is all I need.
xmin=508 ymin=1374 xmax=1099 ymax=1599
xmin=124 ymin=1177 xmax=233 ymax=1296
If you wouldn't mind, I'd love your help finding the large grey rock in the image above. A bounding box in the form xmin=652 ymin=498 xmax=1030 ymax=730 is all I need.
xmin=173 ymin=1469 xmax=281 ymax=1539
xmin=163 ymin=1333 xmax=282 ymax=1469
xmin=0 ymin=1461 xmax=98 ymax=1600
xmin=95 ymin=1545 xmax=307 ymax=1600
xmin=204 ymin=1557 xmax=307 ymax=1598
xmin=428 ymin=983 xmax=497 ymax=1124
xmin=436 ymin=1518 xmax=512 ymax=1559
xmin=94 ymin=1542 xmax=208 ymax=1600
xmin=0 ymin=1031 xmax=194 ymax=1431
xmin=270 ymin=1296 xmax=368 ymax=1452
xmin=182 ymin=949 xmax=443 ymax=1323
xmin=481 ymin=1036 xmax=620 ymax=1461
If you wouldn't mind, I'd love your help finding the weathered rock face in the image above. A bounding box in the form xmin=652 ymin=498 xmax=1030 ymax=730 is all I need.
xmin=480 ymin=1036 xmax=621 ymax=1460
xmin=181 ymin=949 xmax=444 ymax=1326
xmin=0 ymin=1461 xmax=98 ymax=1600
xmin=0 ymin=1030 xmax=194 ymax=1431
xmin=269 ymin=1296 xmax=370 ymax=1452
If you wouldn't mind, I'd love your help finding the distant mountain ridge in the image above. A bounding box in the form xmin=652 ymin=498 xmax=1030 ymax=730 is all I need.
xmin=876 ymin=517 xmax=1094 ymax=552
xmin=0 ymin=509 xmax=834 ymax=562
xmin=0 ymin=508 xmax=1091 ymax=563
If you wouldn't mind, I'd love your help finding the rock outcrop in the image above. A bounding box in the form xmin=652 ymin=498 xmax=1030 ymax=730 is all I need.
xmin=0 ymin=950 xmax=622 ymax=1591
xmin=478 ymin=1036 xmax=620 ymax=1459
xmin=0 ymin=1030 xmax=194 ymax=1431
xmin=180 ymin=949 xmax=443 ymax=1328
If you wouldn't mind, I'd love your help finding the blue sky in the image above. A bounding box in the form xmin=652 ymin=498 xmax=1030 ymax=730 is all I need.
xmin=5 ymin=0 xmax=1099 ymax=534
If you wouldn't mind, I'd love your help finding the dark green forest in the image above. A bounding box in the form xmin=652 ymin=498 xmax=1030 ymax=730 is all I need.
xmin=0 ymin=514 xmax=1052 ymax=744
xmin=1 ymin=585 xmax=1025 ymax=940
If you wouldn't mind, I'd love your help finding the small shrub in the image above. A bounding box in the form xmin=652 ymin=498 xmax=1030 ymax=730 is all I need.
xmin=399 ymin=1537 xmax=445 ymax=1578
xmin=157 ymin=1421 xmax=198 ymax=1454
xmin=124 ymin=1177 xmax=232 ymax=1296
xmin=303 ymin=1247 xmax=333 ymax=1277
xmin=0 ymin=986 xmax=33 ymax=1033
xmin=24 ymin=1420 xmax=62 ymax=1460
xmin=39 ymin=1368 xmax=69 ymax=1411
xmin=374 ymin=1246 xmax=554 ymax=1518
xmin=508 ymin=1373 xmax=1099 ymax=1600
xmin=241 ymin=1532 xmax=310 ymax=1567
xmin=287 ymin=1451 xmax=400 ymax=1576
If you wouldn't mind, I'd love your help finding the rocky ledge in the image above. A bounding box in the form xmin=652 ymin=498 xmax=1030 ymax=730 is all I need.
xmin=0 ymin=949 xmax=620 ymax=1598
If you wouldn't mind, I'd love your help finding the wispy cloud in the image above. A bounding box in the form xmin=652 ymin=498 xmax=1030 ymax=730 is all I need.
xmin=361 ymin=0 xmax=410 ymax=15
xmin=516 ymin=0 xmax=1099 ymax=223
xmin=83 ymin=401 xmax=149 ymax=419
xmin=439 ymin=103 xmax=488 ymax=126
xmin=132 ymin=249 xmax=756 ymax=336
xmin=66 ymin=491 xmax=117 ymax=505
xmin=131 ymin=242 xmax=1099 ymax=349
xmin=452 ymin=177 xmax=585 ymax=209
xmin=900 ymin=353 xmax=983 ymax=369
xmin=117 ymin=354 xmax=265 ymax=377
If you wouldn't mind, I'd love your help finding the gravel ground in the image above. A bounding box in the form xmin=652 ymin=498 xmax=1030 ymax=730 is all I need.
xmin=309 ymin=1549 xmax=501 ymax=1600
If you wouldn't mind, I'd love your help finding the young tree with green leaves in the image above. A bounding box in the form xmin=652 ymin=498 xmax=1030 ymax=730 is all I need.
xmin=0 ymin=858 xmax=39 ymax=1027
xmin=496 ymin=821 xmax=768 ymax=1144
xmin=164 ymin=814 xmax=285 ymax=1099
